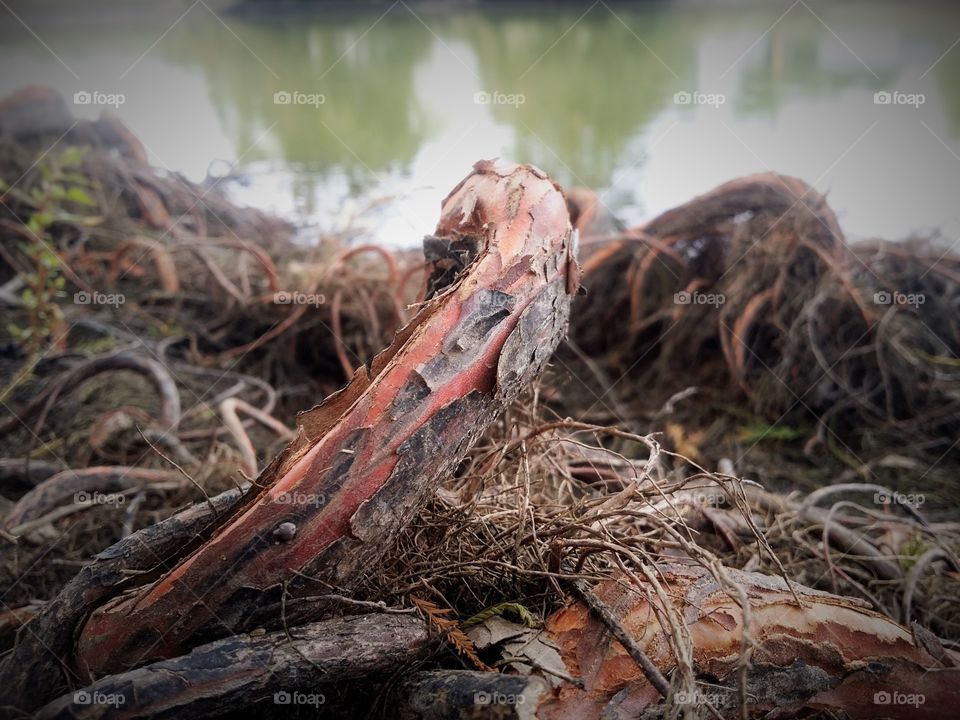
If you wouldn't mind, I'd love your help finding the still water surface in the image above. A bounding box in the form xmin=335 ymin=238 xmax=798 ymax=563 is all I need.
xmin=3 ymin=1 xmax=960 ymax=245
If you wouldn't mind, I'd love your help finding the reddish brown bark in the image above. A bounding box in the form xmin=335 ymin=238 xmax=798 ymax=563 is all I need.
xmin=74 ymin=160 xmax=576 ymax=677
xmin=539 ymin=564 xmax=960 ymax=719
xmin=12 ymin=545 xmax=958 ymax=718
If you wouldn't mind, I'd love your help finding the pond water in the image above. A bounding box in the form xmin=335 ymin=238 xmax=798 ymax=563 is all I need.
xmin=3 ymin=0 xmax=960 ymax=245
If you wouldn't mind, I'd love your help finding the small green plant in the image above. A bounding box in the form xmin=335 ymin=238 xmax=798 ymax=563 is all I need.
xmin=899 ymin=533 xmax=930 ymax=571
xmin=737 ymin=419 xmax=805 ymax=443
xmin=6 ymin=243 xmax=65 ymax=349
xmin=0 ymin=146 xmax=98 ymax=402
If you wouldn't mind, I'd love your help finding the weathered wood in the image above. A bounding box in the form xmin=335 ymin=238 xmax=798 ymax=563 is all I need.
xmin=75 ymin=160 xmax=576 ymax=676
xmin=395 ymin=670 xmax=549 ymax=720
xmin=0 ymin=487 xmax=243 ymax=713
xmin=36 ymin=614 xmax=434 ymax=720
xmin=7 ymin=510 xmax=957 ymax=718
xmin=539 ymin=563 xmax=960 ymax=719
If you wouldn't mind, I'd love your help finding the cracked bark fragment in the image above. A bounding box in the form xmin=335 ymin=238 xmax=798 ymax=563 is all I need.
xmin=537 ymin=563 xmax=960 ymax=719
xmin=64 ymin=159 xmax=574 ymax=681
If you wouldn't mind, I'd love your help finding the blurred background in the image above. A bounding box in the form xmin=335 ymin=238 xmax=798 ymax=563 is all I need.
xmin=3 ymin=0 xmax=959 ymax=245
xmin=3 ymin=6 xmax=960 ymax=713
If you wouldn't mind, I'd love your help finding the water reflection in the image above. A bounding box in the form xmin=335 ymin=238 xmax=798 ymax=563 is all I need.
xmin=169 ymin=14 xmax=432 ymax=172
xmin=457 ymin=9 xmax=692 ymax=187
xmin=1 ymin=1 xmax=958 ymax=243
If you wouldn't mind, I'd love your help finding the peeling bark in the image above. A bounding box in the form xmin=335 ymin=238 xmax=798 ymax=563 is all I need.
xmin=0 ymin=488 xmax=243 ymax=713
xmin=8 ymin=539 xmax=957 ymax=718
xmin=36 ymin=614 xmax=434 ymax=720
xmin=73 ymin=160 xmax=575 ymax=678
xmin=538 ymin=563 xmax=960 ymax=719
